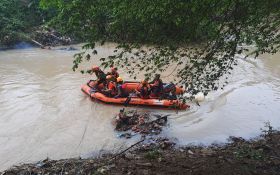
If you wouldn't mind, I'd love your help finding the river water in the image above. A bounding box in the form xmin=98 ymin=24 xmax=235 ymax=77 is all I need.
xmin=0 ymin=44 xmax=279 ymax=170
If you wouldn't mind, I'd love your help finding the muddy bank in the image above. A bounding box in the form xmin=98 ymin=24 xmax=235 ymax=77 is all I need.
xmin=2 ymin=125 xmax=280 ymax=175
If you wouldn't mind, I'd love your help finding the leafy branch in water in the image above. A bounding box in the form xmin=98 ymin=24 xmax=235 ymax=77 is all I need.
xmin=42 ymin=0 xmax=280 ymax=94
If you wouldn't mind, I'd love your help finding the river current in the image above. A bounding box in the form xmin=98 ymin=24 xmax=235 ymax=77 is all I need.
xmin=0 ymin=44 xmax=279 ymax=170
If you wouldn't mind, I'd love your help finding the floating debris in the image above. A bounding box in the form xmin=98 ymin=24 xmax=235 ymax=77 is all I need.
xmin=32 ymin=27 xmax=72 ymax=48
xmin=114 ymin=109 xmax=169 ymax=138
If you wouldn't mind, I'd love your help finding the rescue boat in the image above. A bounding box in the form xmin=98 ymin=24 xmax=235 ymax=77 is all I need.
xmin=81 ymin=82 xmax=189 ymax=110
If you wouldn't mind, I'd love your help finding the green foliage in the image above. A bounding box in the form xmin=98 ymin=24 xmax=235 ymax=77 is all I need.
xmin=39 ymin=0 xmax=221 ymax=44
xmin=261 ymin=122 xmax=277 ymax=140
xmin=0 ymin=0 xmax=55 ymax=46
xmin=234 ymin=145 xmax=264 ymax=160
xmin=41 ymin=0 xmax=280 ymax=93
xmin=144 ymin=149 xmax=162 ymax=160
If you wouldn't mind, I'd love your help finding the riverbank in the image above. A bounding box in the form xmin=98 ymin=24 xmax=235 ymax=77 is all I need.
xmin=0 ymin=26 xmax=75 ymax=50
xmin=2 ymin=124 xmax=280 ymax=175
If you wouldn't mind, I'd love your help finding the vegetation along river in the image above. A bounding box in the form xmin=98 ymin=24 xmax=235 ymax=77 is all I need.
xmin=0 ymin=44 xmax=279 ymax=171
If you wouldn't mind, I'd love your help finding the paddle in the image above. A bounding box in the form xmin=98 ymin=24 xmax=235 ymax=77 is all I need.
xmin=123 ymin=91 xmax=138 ymax=106
xmin=124 ymin=94 xmax=133 ymax=107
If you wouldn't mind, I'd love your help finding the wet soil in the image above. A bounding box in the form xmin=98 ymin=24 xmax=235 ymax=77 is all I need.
xmin=2 ymin=126 xmax=280 ymax=175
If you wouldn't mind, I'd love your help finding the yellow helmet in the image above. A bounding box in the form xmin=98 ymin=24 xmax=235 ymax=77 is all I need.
xmin=141 ymin=79 xmax=148 ymax=85
xmin=117 ymin=77 xmax=123 ymax=82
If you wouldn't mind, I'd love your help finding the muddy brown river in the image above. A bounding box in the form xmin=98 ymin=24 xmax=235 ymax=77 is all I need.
xmin=0 ymin=44 xmax=280 ymax=170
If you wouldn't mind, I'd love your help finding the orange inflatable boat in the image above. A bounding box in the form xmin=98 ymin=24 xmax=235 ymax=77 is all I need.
xmin=81 ymin=82 xmax=189 ymax=110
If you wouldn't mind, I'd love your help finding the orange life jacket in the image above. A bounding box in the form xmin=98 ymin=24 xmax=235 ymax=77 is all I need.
xmin=107 ymin=81 xmax=117 ymax=96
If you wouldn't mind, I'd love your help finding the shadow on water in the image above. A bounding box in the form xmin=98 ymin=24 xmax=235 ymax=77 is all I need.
xmin=0 ymin=42 xmax=36 ymax=51
xmin=1 ymin=42 xmax=78 ymax=52
xmin=13 ymin=42 xmax=35 ymax=49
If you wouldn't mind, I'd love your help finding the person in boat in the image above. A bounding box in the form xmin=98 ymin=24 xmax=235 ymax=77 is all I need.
xmin=135 ymin=78 xmax=151 ymax=99
xmin=107 ymin=67 xmax=119 ymax=81
xmin=102 ymin=75 xmax=118 ymax=97
xmin=114 ymin=77 xmax=129 ymax=98
xmin=90 ymin=66 xmax=107 ymax=90
xmin=162 ymin=82 xmax=177 ymax=100
xmin=150 ymin=74 xmax=164 ymax=97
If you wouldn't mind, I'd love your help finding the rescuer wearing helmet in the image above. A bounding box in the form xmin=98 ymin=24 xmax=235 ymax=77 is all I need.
xmin=150 ymin=74 xmax=164 ymax=97
xmin=135 ymin=78 xmax=151 ymax=98
xmin=90 ymin=65 xmax=107 ymax=90
xmin=114 ymin=77 xmax=129 ymax=98
xmin=107 ymin=67 xmax=119 ymax=81
xmin=102 ymin=75 xmax=117 ymax=97
xmin=91 ymin=66 xmax=106 ymax=79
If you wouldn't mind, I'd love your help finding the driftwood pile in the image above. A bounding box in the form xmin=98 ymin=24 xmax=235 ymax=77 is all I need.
xmin=114 ymin=109 xmax=169 ymax=138
xmin=31 ymin=27 xmax=72 ymax=48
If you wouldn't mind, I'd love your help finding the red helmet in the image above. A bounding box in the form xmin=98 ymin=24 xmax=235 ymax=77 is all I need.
xmin=111 ymin=67 xmax=117 ymax=72
xmin=92 ymin=66 xmax=100 ymax=71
